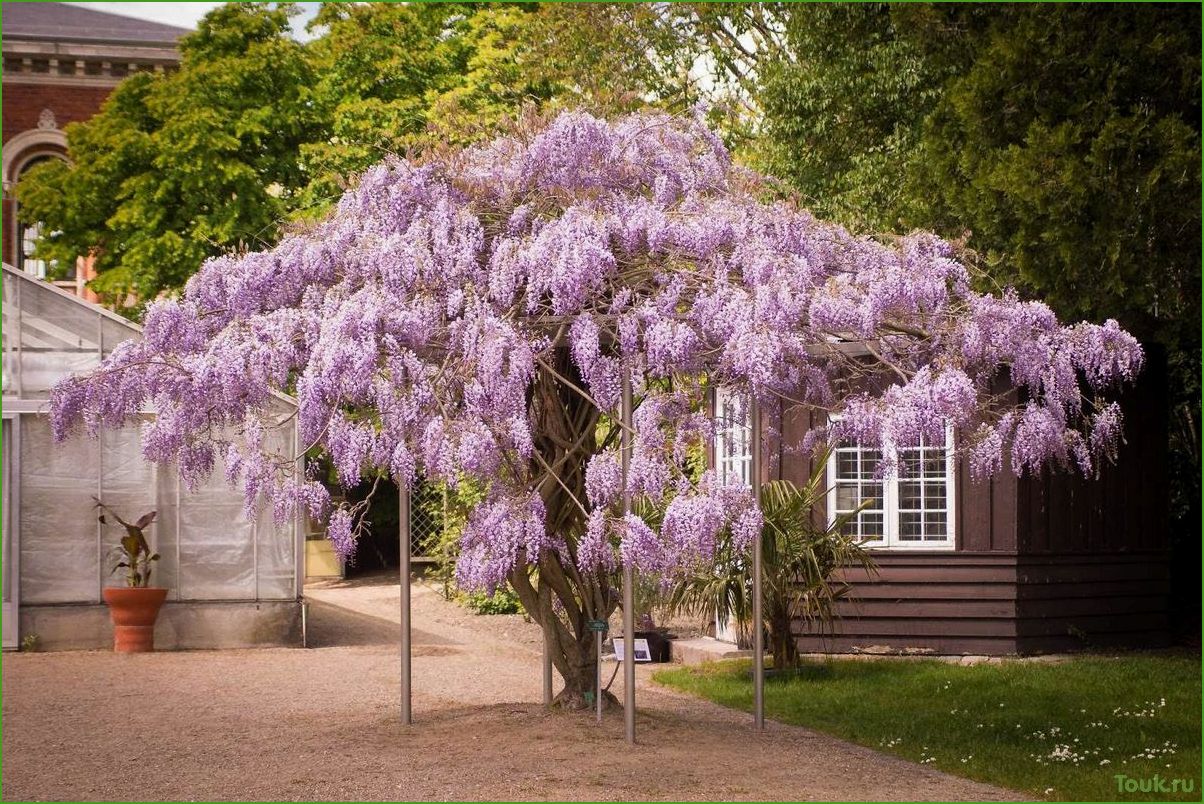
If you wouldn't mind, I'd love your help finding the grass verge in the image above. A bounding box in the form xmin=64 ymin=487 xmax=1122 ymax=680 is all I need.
xmin=653 ymin=652 xmax=1200 ymax=801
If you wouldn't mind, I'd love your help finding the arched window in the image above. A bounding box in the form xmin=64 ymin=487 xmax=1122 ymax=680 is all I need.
xmin=14 ymin=154 xmax=69 ymax=280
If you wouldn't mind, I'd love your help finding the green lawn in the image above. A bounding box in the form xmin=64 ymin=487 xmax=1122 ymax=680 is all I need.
xmin=653 ymin=653 xmax=1200 ymax=802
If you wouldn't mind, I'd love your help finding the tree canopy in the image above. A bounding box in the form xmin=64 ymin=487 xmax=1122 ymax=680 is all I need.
xmin=51 ymin=111 xmax=1143 ymax=704
xmin=17 ymin=1 xmax=1200 ymax=640
xmin=15 ymin=2 xmax=676 ymax=305
xmin=15 ymin=3 xmax=317 ymax=302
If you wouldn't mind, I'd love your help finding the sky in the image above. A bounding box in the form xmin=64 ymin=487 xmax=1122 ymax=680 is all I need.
xmin=64 ymin=2 xmax=321 ymax=39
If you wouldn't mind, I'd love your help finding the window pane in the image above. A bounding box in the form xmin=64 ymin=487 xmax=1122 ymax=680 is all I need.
xmin=861 ymin=512 xmax=883 ymax=536
xmin=836 ymin=451 xmax=858 ymax=479
xmin=860 ymin=450 xmax=882 ymax=477
xmin=715 ymin=388 xmax=752 ymax=487
xmin=898 ymin=450 xmax=921 ymax=477
xmin=835 ymin=484 xmax=860 ymax=512
xmin=888 ymin=427 xmax=953 ymax=545
xmin=862 ymin=482 xmax=883 ymax=508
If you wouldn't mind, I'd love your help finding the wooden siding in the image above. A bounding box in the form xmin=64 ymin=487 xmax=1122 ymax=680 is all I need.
xmin=794 ymin=553 xmax=1022 ymax=655
xmin=781 ymin=350 xmax=1170 ymax=655
xmin=1015 ymin=352 xmax=1168 ymax=555
xmin=793 ymin=551 xmax=1170 ymax=655
xmin=1015 ymin=552 xmax=1171 ymax=651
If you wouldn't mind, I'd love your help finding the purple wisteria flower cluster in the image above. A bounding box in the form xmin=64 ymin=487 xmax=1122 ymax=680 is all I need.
xmin=50 ymin=110 xmax=1143 ymax=590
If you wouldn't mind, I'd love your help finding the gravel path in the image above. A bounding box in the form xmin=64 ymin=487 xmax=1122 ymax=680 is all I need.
xmin=2 ymin=576 xmax=1022 ymax=801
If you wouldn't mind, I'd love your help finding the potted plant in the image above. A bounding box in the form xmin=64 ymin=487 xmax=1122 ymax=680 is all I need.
xmin=95 ymin=498 xmax=166 ymax=652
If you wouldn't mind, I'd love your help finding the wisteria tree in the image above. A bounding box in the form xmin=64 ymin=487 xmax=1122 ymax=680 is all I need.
xmin=52 ymin=111 xmax=1143 ymax=708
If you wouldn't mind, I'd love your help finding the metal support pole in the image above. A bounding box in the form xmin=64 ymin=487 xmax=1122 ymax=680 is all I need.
xmin=621 ymin=373 xmax=636 ymax=745
xmin=750 ymin=398 xmax=765 ymax=731
xmin=399 ymin=483 xmax=412 ymax=725
xmin=542 ymin=626 xmax=554 ymax=707
xmin=595 ymin=629 xmax=603 ymax=723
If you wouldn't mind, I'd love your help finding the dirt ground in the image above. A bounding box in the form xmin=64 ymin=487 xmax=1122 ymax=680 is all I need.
xmin=1 ymin=577 xmax=1022 ymax=802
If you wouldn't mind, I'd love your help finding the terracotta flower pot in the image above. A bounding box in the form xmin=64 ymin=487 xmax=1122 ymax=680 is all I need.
xmin=102 ymin=587 xmax=168 ymax=652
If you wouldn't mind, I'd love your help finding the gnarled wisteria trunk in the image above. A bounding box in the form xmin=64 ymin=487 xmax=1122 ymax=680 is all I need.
xmin=510 ymin=348 xmax=616 ymax=709
xmin=49 ymin=110 xmax=1144 ymax=710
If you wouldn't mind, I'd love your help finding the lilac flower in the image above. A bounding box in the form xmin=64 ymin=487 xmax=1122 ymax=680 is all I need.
xmin=455 ymin=493 xmax=554 ymax=593
xmin=584 ymin=450 xmax=623 ymax=509
xmin=1011 ymin=404 xmax=1068 ymax=475
xmin=327 ymin=509 xmax=357 ymax=562
xmin=577 ymin=510 xmax=617 ymax=574
xmin=46 ymin=109 xmax=1143 ymax=585
xmin=661 ymin=494 xmax=727 ymax=566
xmin=730 ymin=505 xmax=764 ymax=553
xmin=619 ymin=514 xmax=666 ymax=574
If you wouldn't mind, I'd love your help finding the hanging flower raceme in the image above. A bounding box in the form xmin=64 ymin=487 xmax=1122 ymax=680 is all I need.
xmin=48 ymin=109 xmax=1144 ymax=591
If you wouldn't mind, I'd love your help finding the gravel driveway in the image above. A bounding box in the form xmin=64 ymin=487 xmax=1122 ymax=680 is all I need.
xmin=1 ymin=576 xmax=1022 ymax=801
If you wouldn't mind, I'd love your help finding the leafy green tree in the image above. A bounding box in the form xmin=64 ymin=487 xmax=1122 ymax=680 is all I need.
xmin=747 ymin=4 xmax=970 ymax=231
xmin=295 ymin=2 xmax=509 ymax=210
xmin=298 ymin=2 xmax=693 ymax=208
xmin=17 ymin=2 xmax=681 ymax=304
xmin=695 ymin=3 xmax=1199 ymax=355
xmin=905 ymin=6 xmax=1200 ymax=342
xmin=899 ymin=6 xmax=1201 ymax=598
xmin=743 ymin=2 xmax=1202 ymax=629
xmin=16 ymin=3 xmax=319 ymax=304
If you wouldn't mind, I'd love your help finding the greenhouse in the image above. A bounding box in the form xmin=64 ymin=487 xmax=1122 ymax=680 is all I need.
xmin=1 ymin=262 xmax=303 ymax=650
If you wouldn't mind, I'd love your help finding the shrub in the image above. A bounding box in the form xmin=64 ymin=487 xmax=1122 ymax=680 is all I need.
xmin=461 ymin=587 xmax=525 ymax=615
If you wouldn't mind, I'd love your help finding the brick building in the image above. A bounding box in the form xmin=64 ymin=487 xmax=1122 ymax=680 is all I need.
xmin=2 ymin=2 xmax=187 ymax=298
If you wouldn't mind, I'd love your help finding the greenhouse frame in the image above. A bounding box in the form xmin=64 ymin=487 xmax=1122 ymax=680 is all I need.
xmin=2 ymin=262 xmax=304 ymax=650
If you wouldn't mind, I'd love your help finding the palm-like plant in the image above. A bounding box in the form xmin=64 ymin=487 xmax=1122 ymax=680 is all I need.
xmin=94 ymin=497 xmax=160 ymax=588
xmin=666 ymin=447 xmax=877 ymax=669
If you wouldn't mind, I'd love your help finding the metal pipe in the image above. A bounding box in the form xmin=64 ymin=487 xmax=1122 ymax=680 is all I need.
xmin=621 ymin=373 xmax=635 ymax=745
xmin=595 ymin=629 xmax=603 ymax=723
xmin=542 ymin=626 xmax=554 ymax=707
xmin=751 ymin=397 xmax=765 ymax=731
xmin=399 ymin=482 xmax=412 ymax=725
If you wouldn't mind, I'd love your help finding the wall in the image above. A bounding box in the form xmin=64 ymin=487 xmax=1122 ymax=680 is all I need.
xmin=2 ymin=81 xmax=113 ymax=265
xmin=2 ymin=82 xmax=113 ymax=141
xmin=20 ymin=601 xmax=303 ymax=651
xmin=795 ymin=553 xmax=1021 ymax=655
xmin=1011 ymin=347 xmax=1171 ymax=650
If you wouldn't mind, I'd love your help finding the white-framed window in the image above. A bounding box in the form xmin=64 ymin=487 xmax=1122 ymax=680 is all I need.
xmin=712 ymin=386 xmax=751 ymax=644
xmin=18 ymin=218 xmax=48 ymax=279
xmin=827 ymin=425 xmax=956 ymax=550
xmin=714 ymin=386 xmax=751 ymax=487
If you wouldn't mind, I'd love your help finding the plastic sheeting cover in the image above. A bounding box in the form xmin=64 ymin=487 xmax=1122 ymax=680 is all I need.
xmin=19 ymin=413 xmax=300 ymax=604
xmin=5 ymin=267 xmax=299 ymax=604
xmin=17 ymin=274 xmax=103 ymax=399
xmin=20 ymin=415 xmax=102 ymax=604
xmin=255 ymin=398 xmax=298 ymax=600
xmin=2 ymin=271 xmax=20 ymax=396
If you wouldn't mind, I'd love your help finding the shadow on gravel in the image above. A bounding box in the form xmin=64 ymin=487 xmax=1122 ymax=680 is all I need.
xmin=302 ymin=598 xmax=457 ymax=654
xmin=305 ymin=599 xmax=399 ymax=647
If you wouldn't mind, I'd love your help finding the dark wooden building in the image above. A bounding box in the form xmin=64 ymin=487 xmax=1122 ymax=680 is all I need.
xmin=713 ymin=352 xmax=1170 ymax=656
